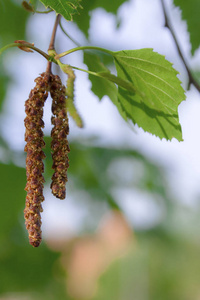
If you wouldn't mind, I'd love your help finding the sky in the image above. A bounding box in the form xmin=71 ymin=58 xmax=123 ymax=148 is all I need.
xmin=2 ymin=0 xmax=200 ymax=238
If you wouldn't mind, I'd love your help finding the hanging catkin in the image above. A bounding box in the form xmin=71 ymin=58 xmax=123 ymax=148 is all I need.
xmin=24 ymin=73 xmax=48 ymax=247
xmin=50 ymin=74 xmax=70 ymax=200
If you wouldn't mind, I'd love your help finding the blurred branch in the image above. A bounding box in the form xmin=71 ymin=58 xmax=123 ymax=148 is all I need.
xmin=161 ymin=0 xmax=200 ymax=92
xmin=46 ymin=14 xmax=61 ymax=75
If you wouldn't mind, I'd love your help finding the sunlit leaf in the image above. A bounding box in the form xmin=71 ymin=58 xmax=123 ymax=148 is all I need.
xmin=113 ymin=48 xmax=186 ymax=140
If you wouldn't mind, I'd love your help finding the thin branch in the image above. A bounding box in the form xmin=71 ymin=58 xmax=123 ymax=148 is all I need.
xmin=0 ymin=42 xmax=54 ymax=62
xmin=48 ymin=14 xmax=61 ymax=51
xmin=55 ymin=45 xmax=114 ymax=60
xmin=59 ymin=20 xmax=81 ymax=47
xmin=161 ymin=0 xmax=200 ymax=92
xmin=35 ymin=9 xmax=53 ymax=14
xmin=46 ymin=14 xmax=61 ymax=75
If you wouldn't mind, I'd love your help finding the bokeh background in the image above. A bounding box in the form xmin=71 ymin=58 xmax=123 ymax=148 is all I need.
xmin=1 ymin=0 xmax=200 ymax=299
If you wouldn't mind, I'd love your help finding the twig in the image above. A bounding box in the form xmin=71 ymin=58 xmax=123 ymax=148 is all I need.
xmin=35 ymin=9 xmax=53 ymax=14
xmin=59 ymin=19 xmax=81 ymax=47
xmin=161 ymin=0 xmax=200 ymax=92
xmin=46 ymin=14 xmax=61 ymax=76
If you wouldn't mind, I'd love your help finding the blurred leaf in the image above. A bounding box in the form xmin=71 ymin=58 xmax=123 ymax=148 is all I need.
xmin=73 ymin=0 xmax=130 ymax=38
xmin=0 ymin=0 xmax=29 ymax=111
xmin=0 ymin=62 xmax=9 ymax=111
xmin=84 ymin=51 xmax=127 ymax=121
xmin=113 ymin=48 xmax=185 ymax=140
xmin=173 ymin=0 xmax=200 ymax=55
xmin=84 ymin=52 xmax=117 ymax=101
xmin=0 ymin=162 xmax=66 ymax=297
xmin=92 ymin=231 xmax=200 ymax=300
xmin=0 ymin=163 xmax=26 ymax=241
xmin=0 ymin=0 xmax=28 ymax=46
xmin=44 ymin=138 xmax=171 ymax=212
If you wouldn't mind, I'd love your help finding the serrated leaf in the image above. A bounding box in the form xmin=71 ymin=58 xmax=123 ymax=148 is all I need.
xmin=173 ymin=0 xmax=200 ymax=55
xmin=113 ymin=48 xmax=186 ymax=140
xmin=84 ymin=51 xmax=127 ymax=121
xmin=38 ymin=0 xmax=82 ymax=21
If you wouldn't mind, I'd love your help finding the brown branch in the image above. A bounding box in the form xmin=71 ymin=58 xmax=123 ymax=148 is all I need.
xmin=160 ymin=0 xmax=200 ymax=92
xmin=46 ymin=14 xmax=61 ymax=76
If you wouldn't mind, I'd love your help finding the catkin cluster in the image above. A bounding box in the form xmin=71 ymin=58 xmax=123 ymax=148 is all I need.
xmin=24 ymin=72 xmax=70 ymax=247
xmin=50 ymin=75 xmax=70 ymax=200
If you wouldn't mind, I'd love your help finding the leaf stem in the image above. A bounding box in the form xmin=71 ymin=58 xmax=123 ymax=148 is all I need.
xmin=69 ymin=65 xmax=136 ymax=93
xmin=161 ymin=0 xmax=200 ymax=92
xmin=48 ymin=14 xmax=61 ymax=51
xmin=0 ymin=42 xmax=51 ymax=61
xmin=70 ymin=65 xmax=100 ymax=76
xmin=55 ymin=46 xmax=114 ymax=59
xmin=35 ymin=9 xmax=53 ymax=14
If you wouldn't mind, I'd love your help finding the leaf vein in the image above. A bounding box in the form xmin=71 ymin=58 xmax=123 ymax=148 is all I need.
xmin=129 ymin=66 xmax=177 ymax=113
xmin=117 ymin=59 xmax=179 ymax=96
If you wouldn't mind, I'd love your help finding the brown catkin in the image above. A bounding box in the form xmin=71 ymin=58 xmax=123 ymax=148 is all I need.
xmin=50 ymin=74 xmax=70 ymax=200
xmin=24 ymin=73 xmax=49 ymax=247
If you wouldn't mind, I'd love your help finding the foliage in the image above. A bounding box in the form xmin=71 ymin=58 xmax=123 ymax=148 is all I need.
xmin=113 ymin=49 xmax=185 ymax=140
xmin=173 ymin=0 xmax=200 ymax=55
xmin=0 ymin=163 xmax=65 ymax=297
xmin=0 ymin=0 xmax=28 ymax=110
xmin=0 ymin=140 xmax=174 ymax=298
xmin=39 ymin=0 xmax=82 ymax=21
xmin=72 ymin=0 xmax=130 ymax=37
xmin=0 ymin=0 xmax=200 ymax=298
xmin=0 ymin=0 xmax=187 ymax=141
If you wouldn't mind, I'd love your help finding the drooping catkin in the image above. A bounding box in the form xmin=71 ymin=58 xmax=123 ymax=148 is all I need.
xmin=24 ymin=73 xmax=49 ymax=247
xmin=50 ymin=74 xmax=70 ymax=200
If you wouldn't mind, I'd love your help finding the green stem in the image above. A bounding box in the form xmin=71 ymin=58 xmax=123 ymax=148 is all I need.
xmin=35 ymin=9 xmax=53 ymax=14
xmin=0 ymin=42 xmax=54 ymax=61
xmin=70 ymin=65 xmax=136 ymax=93
xmin=70 ymin=65 xmax=101 ymax=77
xmin=59 ymin=20 xmax=80 ymax=47
xmin=55 ymin=46 xmax=114 ymax=59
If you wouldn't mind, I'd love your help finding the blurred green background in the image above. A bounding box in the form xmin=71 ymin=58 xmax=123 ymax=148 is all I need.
xmin=1 ymin=0 xmax=200 ymax=299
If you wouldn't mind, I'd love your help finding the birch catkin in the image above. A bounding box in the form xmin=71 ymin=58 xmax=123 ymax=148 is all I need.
xmin=24 ymin=72 xmax=71 ymax=247
xmin=24 ymin=73 xmax=48 ymax=247
xmin=50 ymin=74 xmax=70 ymax=200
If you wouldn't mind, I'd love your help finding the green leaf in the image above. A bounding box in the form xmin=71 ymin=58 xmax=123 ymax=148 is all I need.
xmin=0 ymin=0 xmax=28 ymax=46
xmin=84 ymin=51 xmax=127 ymax=121
xmin=38 ymin=0 xmax=82 ymax=20
xmin=113 ymin=48 xmax=186 ymax=140
xmin=0 ymin=0 xmax=29 ymax=111
xmin=98 ymin=72 xmax=135 ymax=93
xmin=0 ymin=162 xmax=67 ymax=297
xmin=173 ymin=0 xmax=200 ymax=55
xmin=73 ymin=0 xmax=130 ymax=38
